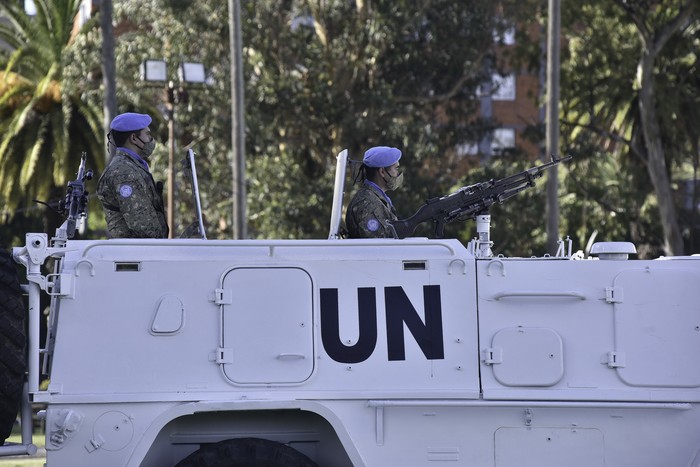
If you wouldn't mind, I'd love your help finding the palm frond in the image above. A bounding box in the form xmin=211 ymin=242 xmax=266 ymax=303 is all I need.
xmin=0 ymin=0 xmax=100 ymax=224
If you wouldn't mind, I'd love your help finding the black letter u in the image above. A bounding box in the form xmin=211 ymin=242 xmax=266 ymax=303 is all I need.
xmin=320 ymin=288 xmax=377 ymax=364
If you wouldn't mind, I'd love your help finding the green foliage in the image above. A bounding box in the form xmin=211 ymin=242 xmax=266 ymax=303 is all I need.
xmin=0 ymin=0 xmax=103 ymax=234
xmin=557 ymin=0 xmax=699 ymax=257
xmin=243 ymin=0 xmax=501 ymax=238
xmin=74 ymin=0 xmax=234 ymax=237
xmin=2 ymin=0 xmax=697 ymax=258
xmin=67 ymin=0 xmax=510 ymax=240
xmin=0 ymin=0 xmax=104 ymax=218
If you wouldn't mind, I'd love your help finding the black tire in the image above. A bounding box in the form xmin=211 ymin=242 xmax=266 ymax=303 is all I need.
xmin=175 ymin=437 xmax=319 ymax=467
xmin=0 ymin=247 xmax=26 ymax=444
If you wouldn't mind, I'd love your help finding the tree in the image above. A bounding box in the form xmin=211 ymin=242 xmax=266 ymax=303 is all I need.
xmin=5 ymin=0 xmax=693 ymax=259
xmin=0 ymin=0 xmax=104 ymax=233
xmin=100 ymin=0 xmax=117 ymax=162
xmin=75 ymin=0 xmax=508 ymax=240
xmin=241 ymin=0 xmax=506 ymax=239
xmin=556 ymin=0 xmax=699 ymax=257
xmin=618 ymin=0 xmax=697 ymax=256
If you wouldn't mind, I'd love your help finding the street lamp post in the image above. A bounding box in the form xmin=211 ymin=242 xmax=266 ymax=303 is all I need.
xmin=140 ymin=60 xmax=206 ymax=238
xmin=229 ymin=0 xmax=247 ymax=239
xmin=545 ymin=0 xmax=561 ymax=255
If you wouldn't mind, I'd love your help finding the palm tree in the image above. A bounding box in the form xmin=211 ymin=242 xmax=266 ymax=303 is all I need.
xmin=0 ymin=0 xmax=103 ymax=233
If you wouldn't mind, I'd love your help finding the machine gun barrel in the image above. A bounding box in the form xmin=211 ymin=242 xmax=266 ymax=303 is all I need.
xmin=389 ymin=155 xmax=572 ymax=239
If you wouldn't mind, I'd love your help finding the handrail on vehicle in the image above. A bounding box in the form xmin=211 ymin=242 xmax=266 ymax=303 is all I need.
xmin=491 ymin=291 xmax=587 ymax=301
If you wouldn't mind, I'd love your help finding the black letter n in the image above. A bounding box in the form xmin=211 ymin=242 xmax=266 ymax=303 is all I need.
xmin=385 ymin=285 xmax=444 ymax=361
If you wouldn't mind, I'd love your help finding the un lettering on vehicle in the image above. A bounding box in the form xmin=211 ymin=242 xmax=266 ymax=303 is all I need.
xmin=320 ymin=285 xmax=445 ymax=364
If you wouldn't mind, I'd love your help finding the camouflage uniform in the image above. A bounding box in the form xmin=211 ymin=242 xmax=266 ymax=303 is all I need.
xmin=345 ymin=181 xmax=397 ymax=238
xmin=97 ymin=149 xmax=169 ymax=238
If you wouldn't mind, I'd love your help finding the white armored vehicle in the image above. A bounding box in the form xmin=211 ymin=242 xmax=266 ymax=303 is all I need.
xmin=2 ymin=151 xmax=700 ymax=466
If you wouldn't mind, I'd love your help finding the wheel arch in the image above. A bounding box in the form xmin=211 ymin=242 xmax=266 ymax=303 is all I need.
xmin=131 ymin=401 xmax=362 ymax=467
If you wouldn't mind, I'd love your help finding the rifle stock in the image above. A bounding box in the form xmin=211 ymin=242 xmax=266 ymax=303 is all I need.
xmin=389 ymin=155 xmax=572 ymax=239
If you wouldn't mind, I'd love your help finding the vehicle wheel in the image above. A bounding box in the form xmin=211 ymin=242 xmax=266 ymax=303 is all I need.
xmin=175 ymin=437 xmax=319 ymax=467
xmin=0 ymin=247 xmax=26 ymax=444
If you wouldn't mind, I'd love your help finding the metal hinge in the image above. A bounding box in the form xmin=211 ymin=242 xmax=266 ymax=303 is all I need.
xmin=212 ymin=288 xmax=232 ymax=305
xmin=605 ymin=286 xmax=624 ymax=304
xmin=215 ymin=348 xmax=233 ymax=364
xmin=46 ymin=273 xmax=74 ymax=297
xmin=605 ymin=351 xmax=626 ymax=368
xmin=481 ymin=347 xmax=502 ymax=365
xmin=27 ymin=273 xmax=74 ymax=297
xmin=85 ymin=434 xmax=104 ymax=453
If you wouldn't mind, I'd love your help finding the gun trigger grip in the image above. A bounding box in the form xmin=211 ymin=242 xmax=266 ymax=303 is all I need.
xmin=435 ymin=220 xmax=446 ymax=239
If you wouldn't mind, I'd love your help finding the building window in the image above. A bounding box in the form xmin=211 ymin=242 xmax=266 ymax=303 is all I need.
xmin=492 ymin=73 xmax=516 ymax=101
xmin=493 ymin=26 xmax=516 ymax=45
xmin=491 ymin=128 xmax=516 ymax=154
xmin=456 ymin=142 xmax=479 ymax=157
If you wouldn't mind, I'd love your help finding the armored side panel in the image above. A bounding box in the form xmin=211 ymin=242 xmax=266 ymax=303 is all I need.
xmin=476 ymin=256 xmax=700 ymax=467
xmin=477 ymin=257 xmax=700 ymax=400
xmin=40 ymin=238 xmax=481 ymax=466
xmin=30 ymin=238 xmax=700 ymax=466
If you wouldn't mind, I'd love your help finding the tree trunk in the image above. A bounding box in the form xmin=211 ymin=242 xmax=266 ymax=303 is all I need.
xmin=637 ymin=50 xmax=684 ymax=255
xmin=101 ymin=0 xmax=117 ymax=163
xmin=620 ymin=0 xmax=696 ymax=256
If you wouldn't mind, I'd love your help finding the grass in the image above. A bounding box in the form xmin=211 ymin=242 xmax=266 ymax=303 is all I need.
xmin=0 ymin=433 xmax=45 ymax=467
xmin=0 ymin=458 xmax=44 ymax=467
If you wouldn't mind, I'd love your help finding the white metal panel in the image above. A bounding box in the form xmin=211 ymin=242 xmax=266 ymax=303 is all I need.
xmin=221 ymin=267 xmax=314 ymax=384
xmin=613 ymin=268 xmax=700 ymax=387
xmin=477 ymin=259 xmax=618 ymax=400
xmin=490 ymin=327 xmax=564 ymax=387
xmin=478 ymin=258 xmax=700 ymax=402
xmin=495 ymin=427 xmax=604 ymax=467
xmin=49 ymin=239 xmax=478 ymax=398
xmin=49 ymin=252 xmax=225 ymax=396
xmin=328 ymin=149 xmax=348 ymax=239
xmin=309 ymin=242 xmax=480 ymax=397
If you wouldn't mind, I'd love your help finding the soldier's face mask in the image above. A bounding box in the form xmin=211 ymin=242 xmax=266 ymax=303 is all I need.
xmin=382 ymin=166 xmax=404 ymax=191
xmin=134 ymin=134 xmax=156 ymax=158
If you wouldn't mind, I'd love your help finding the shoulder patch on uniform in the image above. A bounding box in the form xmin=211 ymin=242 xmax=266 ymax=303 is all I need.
xmin=367 ymin=218 xmax=380 ymax=232
xmin=119 ymin=184 xmax=133 ymax=198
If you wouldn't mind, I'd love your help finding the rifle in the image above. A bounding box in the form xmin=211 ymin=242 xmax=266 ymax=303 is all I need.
xmin=389 ymin=155 xmax=572 ymax=239
xmin=57 ymin=152 xmax=93 ymax=239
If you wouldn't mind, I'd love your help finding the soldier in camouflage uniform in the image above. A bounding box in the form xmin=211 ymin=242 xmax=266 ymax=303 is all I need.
xmin=97 ymin=113 xmax=169 ymax=238
xmin=345 ymin=146 xmax=404 ymax=238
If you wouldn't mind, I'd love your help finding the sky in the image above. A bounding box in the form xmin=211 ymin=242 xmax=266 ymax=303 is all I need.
xmin=24 ymin=0 xmax=36 ymax=15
